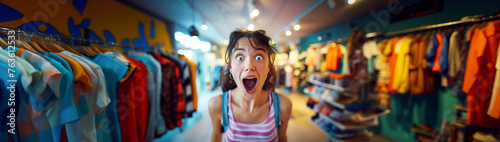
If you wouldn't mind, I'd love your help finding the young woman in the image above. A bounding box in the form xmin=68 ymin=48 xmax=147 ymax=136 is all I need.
xmin=208 ymin=29 xmax=292 ymax=142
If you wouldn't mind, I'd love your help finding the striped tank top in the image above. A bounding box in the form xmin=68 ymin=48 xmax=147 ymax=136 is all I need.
xmin=224 ymin=91 xmax=279 ymax=142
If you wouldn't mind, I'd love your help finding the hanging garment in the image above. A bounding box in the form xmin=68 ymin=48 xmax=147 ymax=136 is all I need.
xmin=15 ymin=48 xmax=64 ymax=142
xmin=92 ymin=53 xmax=129 ymax=142
xmin=432 ymin=33 xmax=444 ymax=72
xmin=347 ymin=30 xmax=368 ymax=80
xmin=167 ymin=55 xmax=194 ymax=116
xmin=387 ymin=37 xmax=403 ymax=94
xmin=448 ymin=31 xmax=464 ymax=79
xmin=117 ymin=56 xmax=149 ymax=142
xmin=463 ymin=21 xmax=500 ymax=128
xmin=392 ymin=36 xmax=414 ymax=94
xmin=305 ymin=45 xmax=321 ymax=70
xmin=180 ymin=55 xmax=199 ymax=114
xmin=425 ymin=34 xmax=438 ymax=68
xmin=325 ymin=43 xmax=343 ymax=71
xmin=362 ymin=40 xmax=380 ymax=75
xmin=409 ymin=34 xmax=426 ymax=95
xmin=488 ymin=41 xmax=500 ymax=118
xmin=127 ymin=53 xmax=166 ymax=141
xmin=153 ymin=54 xmax=185 ymax=130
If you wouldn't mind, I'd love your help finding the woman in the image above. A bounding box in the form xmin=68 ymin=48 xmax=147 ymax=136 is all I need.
xmin=208 ymin=29 xmax=292 ymax=142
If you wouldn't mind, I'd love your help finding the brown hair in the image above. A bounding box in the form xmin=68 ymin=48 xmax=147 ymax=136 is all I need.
xmin=219 ymin=29 xmax=277 ymax=92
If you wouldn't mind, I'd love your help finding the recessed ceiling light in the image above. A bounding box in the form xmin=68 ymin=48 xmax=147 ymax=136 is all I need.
xmin=318 ymin=36 xmax=322 ymax=41
xmin=223 ymin=40 xmax=229 ymax=45
xmin=248 ymin=24 xmax=255 ymax=31
xmin=201 ymin=24 xmax=208 ymax=30
xmin=285 ymin=31 xmax=292 ymax=36
xmin=294 ymin=24 xmax=301 ymax=31
xmin=348 ymin=0 xmax=356 ymax=4
xmin=250 ymin=9 xmax=260 ymax=19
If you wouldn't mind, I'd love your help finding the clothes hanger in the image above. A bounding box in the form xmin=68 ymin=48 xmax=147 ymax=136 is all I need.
xmin=43 ymin=34 xmax=65 ymax=52
xmin=18 ymin=31 xmax=42 ymax=53
xmin=26 ymin=32 xmax=48 ymax=52
xmin=56 ymin=35 xmax=81 ymax=55
xmin=0 ymin=37 xmax=8 ymax=48
xmin=34 ymin=34 xmax=56 ymax=52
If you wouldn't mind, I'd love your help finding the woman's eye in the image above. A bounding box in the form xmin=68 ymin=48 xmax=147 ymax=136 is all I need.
xmin=236 ymin=55 xmax=244 ymax=61
xmin=255 ymin=55 xmax=263 ymax=61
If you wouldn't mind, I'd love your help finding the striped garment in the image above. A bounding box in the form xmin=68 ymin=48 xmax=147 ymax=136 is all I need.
xmin=224 ymin=91 xmax=279 ymax=142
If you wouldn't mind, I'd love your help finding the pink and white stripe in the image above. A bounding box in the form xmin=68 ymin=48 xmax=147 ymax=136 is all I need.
xmin=224 ymin=91 xmax=278 ymax=142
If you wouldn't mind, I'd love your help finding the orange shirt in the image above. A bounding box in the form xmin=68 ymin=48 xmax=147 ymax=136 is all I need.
xmin=463 ymin=20 xmax=500 ymax=128
xmin=431 ymin=33 xmax=444 ymax=72
xmin=325 ymin=43 xmax=343 ymax=71
xmin=54 ymin=53 xmax=93 ymax=93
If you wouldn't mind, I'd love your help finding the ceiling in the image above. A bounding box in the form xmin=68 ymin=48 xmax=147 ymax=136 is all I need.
xmin=125 ymin=0 xmax=403 ymax=45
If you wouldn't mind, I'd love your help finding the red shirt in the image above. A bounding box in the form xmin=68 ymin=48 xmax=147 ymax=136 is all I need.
xmin=118 ymin=56 xmax=150 ymax=142
xmin=463 ymin=21 xmax=500 ymax=128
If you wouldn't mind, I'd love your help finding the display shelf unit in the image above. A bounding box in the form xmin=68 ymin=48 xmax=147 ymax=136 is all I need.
xmin=309 ymin=117 xmax=371 ymax=142
xmin=317 ymin=112 xmax=379 ymax=130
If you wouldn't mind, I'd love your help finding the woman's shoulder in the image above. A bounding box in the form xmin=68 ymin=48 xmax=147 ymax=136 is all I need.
xmin=208 ymin=94 xmax=223 ymax=115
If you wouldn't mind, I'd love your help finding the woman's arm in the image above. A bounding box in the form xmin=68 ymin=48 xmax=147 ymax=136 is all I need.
xmin=278 ymin=93 xmax=293 ymax=142
xmin=208 ymin=95 xmax=223 ymax=142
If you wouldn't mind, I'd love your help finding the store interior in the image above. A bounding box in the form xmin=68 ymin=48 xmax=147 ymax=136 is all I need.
xmin=1 ymin=0 xmax=500 ymax=142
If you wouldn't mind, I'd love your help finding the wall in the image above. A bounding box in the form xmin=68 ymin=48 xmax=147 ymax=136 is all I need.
xmin=0 ymin=0 xmax=173 ymax=52
xmin=297 ymin=0 xmax=500 ymax=141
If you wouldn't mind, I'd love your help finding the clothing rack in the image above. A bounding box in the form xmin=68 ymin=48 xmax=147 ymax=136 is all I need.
xmin=0 ymin=26 xmax=155 ymax=51
xmin=366 ymin=13 xmax=500 ymax=39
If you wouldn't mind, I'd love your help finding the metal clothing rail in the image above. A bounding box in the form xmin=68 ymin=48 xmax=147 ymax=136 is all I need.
xmin=366 ymin=14 xmax=500 ymax=38
xmin=0 ymin=26 xmax=155 ymax=51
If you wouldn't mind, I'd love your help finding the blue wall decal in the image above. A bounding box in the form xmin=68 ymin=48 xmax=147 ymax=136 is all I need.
xmin=0 ymin=3 xmax=23 ymax=22
xmin=18 ymin=21 xmax=59 ymax=34
xmin=73 ymin=0 xmax=88 ymax=14
xmin=121 ymin=39 xmax=130 ymax=45
xmin=150 ymin=20 xmax=155 ymax=39
xmin=103 ymin=30 xmax=115 ymax=43
xmin=68 ymin=17 xmax=90 ymax=38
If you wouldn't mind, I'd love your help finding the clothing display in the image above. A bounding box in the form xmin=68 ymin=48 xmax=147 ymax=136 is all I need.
xmin=0 ymin=36 xmax=199 ymax=142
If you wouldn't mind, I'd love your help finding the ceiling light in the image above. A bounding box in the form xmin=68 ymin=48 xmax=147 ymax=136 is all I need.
xmin=318 ymin=36 xmax=322 ymax=41
xmin=223 ymin=40 xmax=229 ymax=46
xmin=285 ymin=30 xmax=292 ymax=36
xmin=294 ymin=24 xmax=301 ymax=31
xmin=348 ymin=0 xmax=356 ymax=4
xmin=248 ymin=24 xmax=255 ymax=31
xmin=201 ymin=24 xmax=208 ymax=30
xmin=250 ymin=9 xmax=260 ymax=19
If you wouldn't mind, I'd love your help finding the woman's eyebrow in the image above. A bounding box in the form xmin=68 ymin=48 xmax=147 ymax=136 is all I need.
xmin=254 ymin=48 xmax=267 ymax=53
xmin=234 ymin=48 xmax=245 ymax=52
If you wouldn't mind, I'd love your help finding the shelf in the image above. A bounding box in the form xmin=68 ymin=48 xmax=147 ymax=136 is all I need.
xmin=304 ymin=88 xmax=358 ymax=110
xmin=309 ymin=119 xmax=371 ymax=142
xmin=317 ymin=112 xmax=378 ymax=131
xmin=353 ymin=110 xmax=391 ymax=121
xmin=309 ymin=79 xmax=346 ymax=91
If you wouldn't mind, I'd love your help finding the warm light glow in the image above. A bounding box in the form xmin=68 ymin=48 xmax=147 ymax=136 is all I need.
xmin=174 ymin=31 xmax=211 ymax=52
xmin=201 ymin=24 xmax=208 ymax=30
xmin=348 ymin=0 xmax=356 ymax=4
xmin=223 ymin=40 xmax=229 ymax=46
xmin=285 ymin=30 xmax=292 ymax=36
xmin=250 ymin=9 xmax=260 ymax=19
xmin=294 ymin=24 xmax=301 ymax=31
xmin=248 ymin=24 xmax=255 ymax=31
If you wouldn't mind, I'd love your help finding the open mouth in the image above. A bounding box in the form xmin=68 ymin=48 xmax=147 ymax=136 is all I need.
xmin=242 ymin=77 xmax=258 ymax=93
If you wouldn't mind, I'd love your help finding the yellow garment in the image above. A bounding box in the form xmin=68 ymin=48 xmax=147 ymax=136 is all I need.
xmin=392 ymin=36 xmax=413 ymax=94
xmin=180 ymin=56 xmax=198 ymax=111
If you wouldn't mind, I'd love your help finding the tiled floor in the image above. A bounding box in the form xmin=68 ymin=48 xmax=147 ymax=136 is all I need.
xmin=154 ymin=89 xmax=394 ymax=142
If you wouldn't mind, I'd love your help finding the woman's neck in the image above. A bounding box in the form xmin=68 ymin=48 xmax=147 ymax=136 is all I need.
xmin=231 ymin=88 xmax=269 ymax=113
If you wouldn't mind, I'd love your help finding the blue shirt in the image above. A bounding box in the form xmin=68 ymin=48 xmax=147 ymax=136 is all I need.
xmin=92 ymin=53 xmax=128 ymax=142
